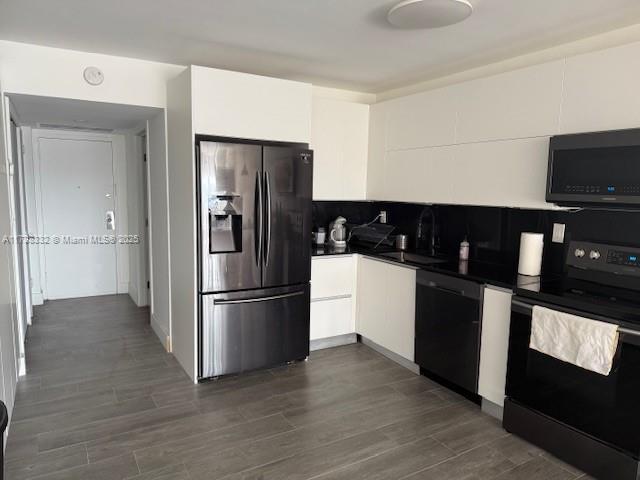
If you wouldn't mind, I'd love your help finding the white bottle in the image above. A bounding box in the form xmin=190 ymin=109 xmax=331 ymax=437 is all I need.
xmin=459 ymin=237 xmax=470 ymax=261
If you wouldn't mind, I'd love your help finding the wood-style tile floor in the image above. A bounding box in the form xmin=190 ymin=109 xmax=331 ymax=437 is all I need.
xmin=5 ymin=294 xmax=591 ymax=480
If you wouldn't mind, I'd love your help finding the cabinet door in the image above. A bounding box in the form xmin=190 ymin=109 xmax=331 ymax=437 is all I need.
xmin=191 ymin=65 xmax=312 ymax=143
xmin=310 ymin=297 xmax=354 ymax=341
xmin=356 ymin=257 xmax=388 ymax=345
xmin=560 ymin=42 xmax=640 ymax=134
xmin=384 ymin=264 xmax=416 ymax=361
xmin=357 ymin=257 xmax=416 ymax=362
xmin=455 ymin=61 xmax=563 ymax=143
xmin=478 ymin=287 xmax=513 ymax=406
xmin=385 ymin=86 xmax=458 ymax=150
xmin=311 ymin=256 xmax=354 ymax=300
xmin=452 ymin=138 xmax=549 ymax=209
xmin=384 ymin=146 xmax=455 ymax=204
xmin=311 ymin=98 xmax=369 ymax=200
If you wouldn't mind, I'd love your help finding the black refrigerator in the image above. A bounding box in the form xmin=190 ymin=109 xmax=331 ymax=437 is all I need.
xmin=196 ymin=137 xmax=313 ymax=379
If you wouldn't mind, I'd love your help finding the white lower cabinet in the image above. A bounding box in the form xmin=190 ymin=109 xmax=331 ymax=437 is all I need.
xmin=310 ymin=297 xmax=353 ymax=341
xmin=356 ymin=256 xmax=416 ymax=361
xmin=310 ymin=256 xmax=357 ymax=343
xmin=478 ymin=286 xmax=513 ymax=407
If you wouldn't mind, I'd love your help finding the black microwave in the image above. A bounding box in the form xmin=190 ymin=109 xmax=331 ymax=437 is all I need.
xmin=547 ymin=128 xmax=640 ymax=207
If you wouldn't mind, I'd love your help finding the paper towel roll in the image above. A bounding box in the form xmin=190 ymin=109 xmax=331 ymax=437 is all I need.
xmin=518 ymin=232 xmax=544 ymax=277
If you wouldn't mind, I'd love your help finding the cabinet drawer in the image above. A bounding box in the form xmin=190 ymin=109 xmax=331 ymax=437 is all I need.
xmin=310 ymin=297 xmax=354 ymax=341
xmin=311 ymin=256 xmax=355 ymax=299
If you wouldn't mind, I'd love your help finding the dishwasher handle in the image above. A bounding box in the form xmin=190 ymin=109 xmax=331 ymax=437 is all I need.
xmin=417 ymin=270 xmax=483 ymax=300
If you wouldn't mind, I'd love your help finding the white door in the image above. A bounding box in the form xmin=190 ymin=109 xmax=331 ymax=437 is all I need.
xmin=39 ymin=137 xmax=117 ymax=299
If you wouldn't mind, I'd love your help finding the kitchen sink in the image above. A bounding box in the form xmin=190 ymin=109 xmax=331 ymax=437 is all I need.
xmin=378 ymin=251 xmax=447 ymax=266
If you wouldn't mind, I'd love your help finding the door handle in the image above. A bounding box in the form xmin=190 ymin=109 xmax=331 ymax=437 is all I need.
xmin=255 ymin=171 xmax=263 ymax=267
xmin=264 ymin=171 xmax=272 ymax=267
xmin=106 ymin=211 xmax=115 ymax=231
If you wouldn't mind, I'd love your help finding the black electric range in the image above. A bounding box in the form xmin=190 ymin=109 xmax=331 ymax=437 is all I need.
xmin=505 ymin=241 xmax=640 ymax=480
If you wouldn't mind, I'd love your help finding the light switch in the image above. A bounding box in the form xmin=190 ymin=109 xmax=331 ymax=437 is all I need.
xmin=552 ymin=223 xmax=566 ymax=243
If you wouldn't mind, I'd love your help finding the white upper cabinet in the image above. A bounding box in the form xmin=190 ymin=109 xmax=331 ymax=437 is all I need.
xmin=455 ymin=61 xmax=563 ymax=143
xmin=191 ymin=65 xmax=312 ymax=143
xmin=384 ymin=146 xmax=455 ymax=204
xmin=453 ymin=138 xmax=549 ymax=209
xmin=366 ymin=102 xmax=388 ymax=200
xmin=311 ymin=97 xmax=369 ymax=200
xmin=385 ymin=86 xmax=459 ymax=150
xmin=560 ymin=41 xmax=640 ymax=134
xmin=367 ymin=60 xmax=565 ymax=208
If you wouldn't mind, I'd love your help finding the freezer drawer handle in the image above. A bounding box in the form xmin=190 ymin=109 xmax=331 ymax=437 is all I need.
xmin=214 ymin=290 xmax=304 ymax=305
xmin=511 ymin=299 xmax=640 ymax=338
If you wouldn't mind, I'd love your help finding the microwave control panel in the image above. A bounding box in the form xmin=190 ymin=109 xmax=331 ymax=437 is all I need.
xmin=561 ymin=185 xmax=640 ymax=195
xmin=568 ymin=241 xmax=640 ymax=277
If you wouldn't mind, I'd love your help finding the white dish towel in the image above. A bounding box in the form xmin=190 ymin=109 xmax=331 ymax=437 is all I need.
xmin=530 ymin=306 xmax=620 ymax=376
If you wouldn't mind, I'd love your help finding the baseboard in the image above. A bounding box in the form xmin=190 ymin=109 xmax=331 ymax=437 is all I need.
xmin=481 ymin=398 xmax=504 ymax=421
xmin=359 ymin=335 xmax=420 ymax=374
xmin=18 ymin=356 xmax=26 ymax=376
xmin=150 ymin=313 xmax=170 ymax=352
xmin=128 ymin=283 xmax=139 ymax=306
xmin=31 ymin=291 xmax=44 ymax=306
xmin=310 ymin=333 xmax=357 ymax=351
xmin=118 ymin=281 xmax=129 ymax=295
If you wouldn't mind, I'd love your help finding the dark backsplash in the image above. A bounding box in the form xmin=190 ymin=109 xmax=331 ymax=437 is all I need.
xmin=313 ymin=201 xmax=640 ymax=275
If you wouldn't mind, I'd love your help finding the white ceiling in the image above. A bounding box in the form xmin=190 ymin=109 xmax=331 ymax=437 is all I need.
xmin=2 ymin=0 xmax=640 ymax=92
xmin=8 ymin=94 xmax=162 ymax=130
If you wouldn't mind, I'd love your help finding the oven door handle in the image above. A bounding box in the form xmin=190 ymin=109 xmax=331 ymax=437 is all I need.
xmin=512 ymin=299 xmax=640 ymax=338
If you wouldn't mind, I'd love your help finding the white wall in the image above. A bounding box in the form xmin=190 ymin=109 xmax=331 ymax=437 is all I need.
xmin=18 ymin=126 xmax=43 ymax=306
xmin=166 ymin=68 xmax=196 ymax=380
xmin=125 ymin=129 xmax=148 ymax=307
xmin=0 ymin=79 xmax=20 ymax=443
xmin=147 ymin=112 xmax=171 ymax=348
xmin=0 ymin=41 xmax=183 ymax=108
xmin=368 ymin=39 xmax=640 ymax=209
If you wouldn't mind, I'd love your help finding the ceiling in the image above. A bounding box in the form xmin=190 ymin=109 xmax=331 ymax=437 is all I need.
xmin=8 ymin=94 xmax=162 ymax=130
xmin=2 ymin=0 xmax=640 ymax=92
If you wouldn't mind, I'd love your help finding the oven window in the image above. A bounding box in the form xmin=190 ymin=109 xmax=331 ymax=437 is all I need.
xmin=551 ymin=145 xmax=640 ymax=196
xmin=506 ymin=309 xmax=640 ymax=457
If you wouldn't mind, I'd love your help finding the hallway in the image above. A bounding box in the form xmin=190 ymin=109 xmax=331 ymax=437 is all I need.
xmin=4 ymin=295 xmax=189 ymax=479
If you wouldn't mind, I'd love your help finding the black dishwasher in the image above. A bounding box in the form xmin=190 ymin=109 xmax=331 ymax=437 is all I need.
xmin=415 ymin=270 xmax=484 ymax=393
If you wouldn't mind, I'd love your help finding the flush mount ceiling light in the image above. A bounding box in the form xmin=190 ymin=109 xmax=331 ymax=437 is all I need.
xmin=387 ymin=0 xmax=473 ymax=29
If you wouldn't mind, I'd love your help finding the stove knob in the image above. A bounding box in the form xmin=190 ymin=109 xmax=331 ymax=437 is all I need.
xmin=574 ymin=248 xmax=585 ymax=258
xmin=590 ymin=250 xmax=601 ymax=260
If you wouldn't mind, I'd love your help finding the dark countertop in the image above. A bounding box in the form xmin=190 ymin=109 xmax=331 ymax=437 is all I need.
xmin=312 ymin=243 xmax=539 ymax=291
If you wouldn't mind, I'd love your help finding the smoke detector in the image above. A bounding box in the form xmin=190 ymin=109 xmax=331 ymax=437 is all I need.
xmin=387 ymin=0 xmax=473 ymax=29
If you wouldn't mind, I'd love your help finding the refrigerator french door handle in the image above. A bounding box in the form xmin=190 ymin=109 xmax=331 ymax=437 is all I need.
xmin=255 ymin=171 xmax=263 ymax=267
xmin=264 ymin=171 xmax=272 ymax=267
